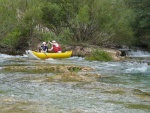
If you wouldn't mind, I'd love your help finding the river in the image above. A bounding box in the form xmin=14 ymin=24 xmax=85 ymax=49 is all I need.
xmin=0 ymin=51 xmax=150 ymax=113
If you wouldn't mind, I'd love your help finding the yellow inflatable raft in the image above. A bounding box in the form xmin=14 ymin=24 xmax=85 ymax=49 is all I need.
xmin=26 ymin=50 xmax=72 ymax=59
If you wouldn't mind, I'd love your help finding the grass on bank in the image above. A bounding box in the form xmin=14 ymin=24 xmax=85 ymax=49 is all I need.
xmin=85 ymin=49 xmax=113 ymax=61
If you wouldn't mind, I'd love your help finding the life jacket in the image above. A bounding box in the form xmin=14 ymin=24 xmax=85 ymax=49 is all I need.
xmin=41 ymin=45 xmax=48 ymax=51
xmin=52 ymin=43 xmax=62 ymax=53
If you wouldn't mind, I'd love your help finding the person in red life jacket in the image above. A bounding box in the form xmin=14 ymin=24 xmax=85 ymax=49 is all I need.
xmin=48 ymin=40 xmax=62 ymax=53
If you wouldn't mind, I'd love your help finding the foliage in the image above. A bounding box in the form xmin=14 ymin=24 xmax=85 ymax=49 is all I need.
xmin=41 ymin=0 xmax=135 ymax=46
xmin=42 ymin=3 xmax=61 ymax=28
xmin=124 ymin=0 xmax=150 ymax=47
xmin=0 ymin=0 xmax=45 ymax=53
xmin=0 ymin=0 xmax=18 ymax=40
xmin=57 ymin=28 xmax=73 ymax=44
xmin=85 ymin=49 xmax=113 ymax=61
xmin=90 ymin=0 xmax=134 ymax=46
xmin=0 ymin=0 xmax=149 ymax=54
xmin=1 ymin=29 xmax=21 ymax=50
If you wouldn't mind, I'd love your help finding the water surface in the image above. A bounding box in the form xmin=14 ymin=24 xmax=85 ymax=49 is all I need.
xmin=0 ymin=53 xmax=150 ymax=113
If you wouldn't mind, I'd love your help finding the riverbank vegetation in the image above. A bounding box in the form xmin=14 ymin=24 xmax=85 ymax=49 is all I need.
xmin=0 ymin=0 xmax=150 ymax=55
xmin=85 ymin=50 xmax=113 ymax=61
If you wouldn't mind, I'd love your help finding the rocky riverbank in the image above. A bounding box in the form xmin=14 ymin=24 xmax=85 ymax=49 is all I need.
xmin=62 ymin=45 xmax=125 ymax=61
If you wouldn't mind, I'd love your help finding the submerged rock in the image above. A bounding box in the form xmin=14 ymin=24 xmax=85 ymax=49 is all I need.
xmin=3 ymin=64 xmax=101 ymax=82
xmin=44 ymin=72 xmax=101 ymax=82
xmin=3 ymin=64 xmax=84 ymax=73
xmin=132 ymin=89 xmax=150 ymax=101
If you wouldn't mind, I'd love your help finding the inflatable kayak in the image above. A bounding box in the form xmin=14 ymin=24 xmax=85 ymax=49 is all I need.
xmin=26 ymin=50 xmax=72 ymax=59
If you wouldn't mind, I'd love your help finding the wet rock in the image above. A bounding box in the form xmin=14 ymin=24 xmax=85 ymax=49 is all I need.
xmin=102 ymin=89 xmax=125 ymax=95
xmin=3 ymin=64 xmax=93 ymax=74
xmin=132 ymin=89 xmax=150 ymax=101
xmin=0 ymin=97 xmax=62 ymax=113
xmin=103 ymin=48 xmax=122 ymax=61
xmin=81 ymin=67 xmax=93 ymax=71
xmin=2 ymin=63 xmax=102 ymax=82
xmin=44 ymin=72 xmax=101 ymax=82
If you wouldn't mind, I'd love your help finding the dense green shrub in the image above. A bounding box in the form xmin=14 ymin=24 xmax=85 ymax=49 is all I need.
xmin=1 ymin=29 xmax=21 ymax=50
xmin=125 ymin=0 xmax=150 ymax=48
xmin=85 ymin=49 xmax=113 ymax=61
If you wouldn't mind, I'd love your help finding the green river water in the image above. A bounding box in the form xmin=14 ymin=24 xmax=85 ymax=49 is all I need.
xmin=0 ymin=53 xmax=150 ymax=113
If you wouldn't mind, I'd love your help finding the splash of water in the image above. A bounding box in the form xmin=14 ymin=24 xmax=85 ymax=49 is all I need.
xmin=127 ymin=50 xmax=150 ymax=58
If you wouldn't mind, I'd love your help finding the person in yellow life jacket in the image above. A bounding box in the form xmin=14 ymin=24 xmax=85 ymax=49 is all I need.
xmin=48 ymin=40 xmax=62 ymax=53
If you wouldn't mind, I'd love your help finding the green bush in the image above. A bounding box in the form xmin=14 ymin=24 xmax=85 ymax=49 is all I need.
xmin=85 ymin=49 xmax=112 ymax=61
xmin=1 ymin=29 xmax=21 ymax=49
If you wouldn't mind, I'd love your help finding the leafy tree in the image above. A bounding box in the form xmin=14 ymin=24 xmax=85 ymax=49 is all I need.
xmin=41 ymin=0 xmax=134 ymax=46
xmin=0 ymin=0 xmax=18 ymax=40
xmin=0 ymin=0 xmax=140 ymax=54
xmin=0 ymin=0 xmax=45 ymax=53
xmin=125 ymin=0 xmax=150 ymax=48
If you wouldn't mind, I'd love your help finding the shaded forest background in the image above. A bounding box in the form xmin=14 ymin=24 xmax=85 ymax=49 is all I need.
xmin=0 ymin=0 xmax=150 ymax=54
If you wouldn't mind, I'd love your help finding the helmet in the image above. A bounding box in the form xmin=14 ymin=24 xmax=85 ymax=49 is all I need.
xmin=52 ymin=40 xmax=56 ymax=43
xmin=42 ymin=42 xmax=46 ymax=45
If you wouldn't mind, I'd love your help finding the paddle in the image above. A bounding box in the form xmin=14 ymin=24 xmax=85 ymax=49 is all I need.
xmin=48 ymin=40 xmax=52 ymax=44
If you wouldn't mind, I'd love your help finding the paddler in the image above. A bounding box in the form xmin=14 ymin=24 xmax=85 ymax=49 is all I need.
xmin=48 ymin=40 xmax=62 ymax=53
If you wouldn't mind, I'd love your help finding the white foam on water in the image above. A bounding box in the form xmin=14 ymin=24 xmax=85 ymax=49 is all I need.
xmin=125 ymin=66 xmax=148 ymax=73
xmin=127 ymin=50 xmax=150 ymax=58
xmin=0 ymin=67 xmax=4 ymax=70
xmin=0 ymin=53 xmax=27 ymax=59
xmin=45 ymin=58 xmax=54 ymax=61
xmin=0 ymin=53 xmax=13 ymax=58
xmin=68 ymin=56 xmax=85 ymax=61
xmin=125 ymin=62 xmax=148 ymax=73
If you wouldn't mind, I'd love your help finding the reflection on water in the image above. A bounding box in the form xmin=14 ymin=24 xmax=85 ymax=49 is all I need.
xmin=0 ymin=53 xmax=150 ymax=113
